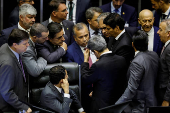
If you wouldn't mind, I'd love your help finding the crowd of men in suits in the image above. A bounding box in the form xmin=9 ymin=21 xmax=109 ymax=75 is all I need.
xmin=1 ymin=0 xmax=170 ymax=113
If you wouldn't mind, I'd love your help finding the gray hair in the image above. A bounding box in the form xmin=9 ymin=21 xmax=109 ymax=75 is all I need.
xmin=162 ymin=18 xmax=170 ymax=32
xmin=97 ymin=12 xmax=110 ymax=23
xmin=30 ymin=23 xmax=49 ymax=38
xmin=85 ymin=7 xmax=103 ymax=20
xmin=73 ymin=22 xmax=88 ymax=36
xmin=87 ymin=35 xmax=107 ymax=52
xmin=19 ymin=3 xmax=37 ymax=17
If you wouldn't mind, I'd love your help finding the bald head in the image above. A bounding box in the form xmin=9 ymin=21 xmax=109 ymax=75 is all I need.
xmin=138 ymin=9 xmax=154 ymax=32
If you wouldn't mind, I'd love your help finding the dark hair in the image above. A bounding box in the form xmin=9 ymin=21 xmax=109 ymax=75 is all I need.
xmin=8 ymin=29 xmax=29 ymax=46
xmin=153 ymin=0 xmax=169 ymax=4
xmin=103 ymin=13 xmax=125 ymax=30
xmin=85 ymin=7 xmax=103 ymax=20
xmin=47 ymin=22 xmax=63 ymax=39
xmin=49 ymin=65 xmax=66 ymax=84
xmin=49 ymin=0 xmax=66 ymax=13
xmin=30 ymin=23 xmax=48 ymax=38
xmin=132 ymin=30 xmax=148 ymax=51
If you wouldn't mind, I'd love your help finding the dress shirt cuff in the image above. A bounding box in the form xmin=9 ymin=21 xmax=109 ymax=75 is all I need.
xmin=78 ymin=108 xmax=84 ymax=113
xmin=64 ymin=93 xmax=70 ymax=98
xmin=61 ymin=46 xmax=65 ymax=51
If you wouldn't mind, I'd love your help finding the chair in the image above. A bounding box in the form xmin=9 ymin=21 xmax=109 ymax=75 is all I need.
xmin=147 ymin=106 xmax=170 ymax=113
xmin=28 ymin=62 xmax=81 ymax=106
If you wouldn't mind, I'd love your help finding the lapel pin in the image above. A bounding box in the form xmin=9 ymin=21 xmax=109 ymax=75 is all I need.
xmin=123 ymin=12 xmax=125 ymax=15
xmin=67 ymin=28 xmax=69 ymax=30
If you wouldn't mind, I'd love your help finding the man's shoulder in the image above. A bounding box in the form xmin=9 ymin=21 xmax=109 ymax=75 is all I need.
xmin=41 ymin=20 xmax=49 ymax=27
xmin=1 ymin=25 xmax=18 ymax=35
xmin=63 ymin=20 xmax=74 ymax=26
xmin=100 ymin=2 xmax=110 ymax=9
xmin=122 ymin=3 xmax=135 ymax=11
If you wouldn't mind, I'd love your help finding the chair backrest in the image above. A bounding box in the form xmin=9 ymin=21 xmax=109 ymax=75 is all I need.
xmin=29 ymin=62 xmax=81 ymax=106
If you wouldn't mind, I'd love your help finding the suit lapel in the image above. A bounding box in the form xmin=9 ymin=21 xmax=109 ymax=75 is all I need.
xmin=74 ymin=42 xmax=84 ymax=62
xmin=153 ymin=26 xmax=158 ymax=52
xmin=48 ymin=82 xmax=63 ymax=102
xmin=28 ymin=39 xmax=37 ymax=57
xmin=161 ymin=43 xmax=170 ymax=56
xmin=121 ymin=4 xmax=126 ymax=20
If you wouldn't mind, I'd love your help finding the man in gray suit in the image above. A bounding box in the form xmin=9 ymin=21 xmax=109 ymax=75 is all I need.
xmin=116 ymin=30 xmax=159 ymax=113
xmin=157 ymin=18 xmax=170 ymax=106
xmin=22 ymin=23 xmax=49 ymax=77
xmin=40 ymin=65 xmax=85 ymax=113
xmin=42 ymin=0 xmax=74 ymax=45
xmin=0 ymin=29 xmax=31 ymax=112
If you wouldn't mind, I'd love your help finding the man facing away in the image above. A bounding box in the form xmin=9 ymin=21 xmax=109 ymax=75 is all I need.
xmin=22 ymin=23 xmax=49 ymax=77
xmin=116 ymin=30 xmax=159 ymax=113
xmin=0 ymin=29 xmax=31 ymax=112
xmin=81 ymin=35 xmax=127 ymax=113
xmin=40 ymin=65 xmax=85 ymax=113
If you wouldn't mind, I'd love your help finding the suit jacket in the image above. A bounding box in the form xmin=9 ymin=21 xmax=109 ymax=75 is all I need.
xmin=153 ymin=10 xmax=161 ymax=28
xmin=8 ymin=6 xmax=19 ymax=27
xmin=124 ymin=27 xmax=138 ymax=38
xmin=116 ymin=51 xmax=159 ymax=108
xmin=0 ymin=25 xmax=18 ymax=47
xmin=81 ymin=53 xmax=128 ymax=113
xmin=64 ymin=41 xmax=84 ymax=65
xmin=0 ymin=44 xmax=29 ymax=112
xmin=36 ymin=40 xmax=66 ymax=64
xmin=22 ymin=39 xmax=47 ymax=77
xmin=138 ymin=26 xmax=163 ymax=56
xmin=108 ymin=31 xmax=134 ymax=64
xmin=159 ymin=43 xmax=170 ymax=102
xmin=40 ymin=81 xmax=82 ymax=113
xmin=41 ymin=20 xmax=74 ymax=45
xmin=100 ymin=3 xmax=138 ymax=27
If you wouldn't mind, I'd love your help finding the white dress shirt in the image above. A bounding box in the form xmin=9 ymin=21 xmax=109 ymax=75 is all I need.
xmin=89 ymin=26 xmax=102 ymax=38
xmin=66 ymin=0 xmax=77 ymax=24
xmin=18 ymin=23 xmax=30 ymax=33
xmin=115 ymin=29 xmax=125 ymax=40
xmin=160 ymin=6 xmax=170 ymax=24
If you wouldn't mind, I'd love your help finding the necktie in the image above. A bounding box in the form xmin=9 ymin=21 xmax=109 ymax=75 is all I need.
xmin=84 ymin=48 xmax=93 ymax=68
xmin=61 ymin=89 xmax=64 ymax=97
xmin=69 ymin=1 xmax=73 ymax=21
xmin=19 ymin=55 xmax=26 ymax=82
xmin=93 ymin=31 xmax=98 ymax=35
xmin=161 ymin=46 xmax=165 ymax=55
xmin=162 ymin=14 xmax=166 ymax=20
xmin=114 ymin=9 xmax=119 ymax=14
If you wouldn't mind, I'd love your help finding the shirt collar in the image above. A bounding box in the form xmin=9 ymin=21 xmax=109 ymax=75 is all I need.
xmin=18 ymin=22 xmax=30 ymax=33
xmin=141 ymin=26 xmax=154 ymax=36
xmin=8 ymin=45 xmax=20 ymax=61
xmin=101 ymin=51 xmax=112 ymax=56
xmin=111 ymin=1 xmax=122 ymax=14
xmin=49 ymin=16 xmax=63 ymax=25
xmin=163 ymin=6 xmax=170 ymax=15
xmin=115 ymin=29 xmax=125 ymax=40
xmin=54 ymin=85 xmax=62 ymax=93
xmin=165 ymin=39 xmax=170 ymax=47
xmin=29 ymin=37 xmax=35 ymax=47
xmin=135 ymin=51 xmax=140 ymax=57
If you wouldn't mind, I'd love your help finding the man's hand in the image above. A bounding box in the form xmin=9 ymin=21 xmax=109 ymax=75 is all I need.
xmin=61 ymin=42 xmax=67 ymax=51
xmin=26 ymin=108 xmax=32 ymax=113
xmin=162 ymin=100 xmax=169 ymax=106
xmin=84 ymin=49 xmax=90 ymax=62
xmin=61 ymin=79 xmax=69 ymax=94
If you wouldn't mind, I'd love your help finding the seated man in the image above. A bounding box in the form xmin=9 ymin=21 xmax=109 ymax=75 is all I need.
xmin=64 ymin=22 xmax=97 ymax=65
xmin=36 ymin=22 xmax=67 ymax=64
xmin=81 ymin=35 xmax=127 ymax=113
xmin=22 ymin=23 xmax=49 ymax=77
xmin=40 ymin=65 xmax=85 ymax=113
xmin=116 ymin=30 xmax=159 ymax=112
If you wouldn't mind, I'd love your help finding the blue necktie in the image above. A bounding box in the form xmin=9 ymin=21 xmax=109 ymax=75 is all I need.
xmin=114 ymin=9 xmax=119 ymax=14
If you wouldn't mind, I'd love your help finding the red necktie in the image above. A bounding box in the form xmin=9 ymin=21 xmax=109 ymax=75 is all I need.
xmin=161 ymin=46 xmax=165 ymax=55
xmin=19 ymin=55 xmax=26 ymax=82
xmin=84 ymin=48 xmax=93 ymax=68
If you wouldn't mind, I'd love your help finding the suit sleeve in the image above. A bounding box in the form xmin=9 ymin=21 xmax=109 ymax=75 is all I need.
xmin=37 ymin=44 xmax=66 ymax=64
xmin=0 ymin=63 xmax=29 ymax=111
xmin=22 ymin=50 xmax=47 ymax=77
xmin=129 ymin=9 xmax=138 ymax=27
xmin=42 ymin=93 xmax=73 ymax=113
xmin=81 ymin=62 xmax=99 ymax=85
xmin=163 ymin=49 xmax=170 ymax=102
xmin=116 ymin=61 xmax=144 ymax=104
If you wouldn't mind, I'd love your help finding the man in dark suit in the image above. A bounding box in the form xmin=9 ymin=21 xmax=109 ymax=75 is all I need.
xmin=138 ymin=9 xmax=163 ymax=56
xmin=8 ymin=0 xmax=35 ymax=27
xmin=0 ymin=4 xmax=37 ymax=47
xmin=22 ymin=23 xmax=48 ymax=77
xmin=100 ymin=0 xmax=138 ymax=27
xmin=157 ymin=18 xmax=170 ymax=106
xmin=81 ymin=35 xmax=127 ymax=113
xmin=65 ymin=0 xmax=91 ymax=24
xmin=42 ymin=0 xmax=74 ymax=46
xmin=116 ymin=30 xmax=159 ymax=113
xmin=103 ymin=13 xmax=135 ymax=65
xmin=40 ymin=65 xmax=85 ymax=113
xmin=36 ymin=22 xmax=67 ymax=64
xmin=151 ymin=0 xmax=170 ymax=27
xmin=0 ymin=29 xmax=31 ymax=112
xmin=85 ymin=7 xmax=103 ymax=38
